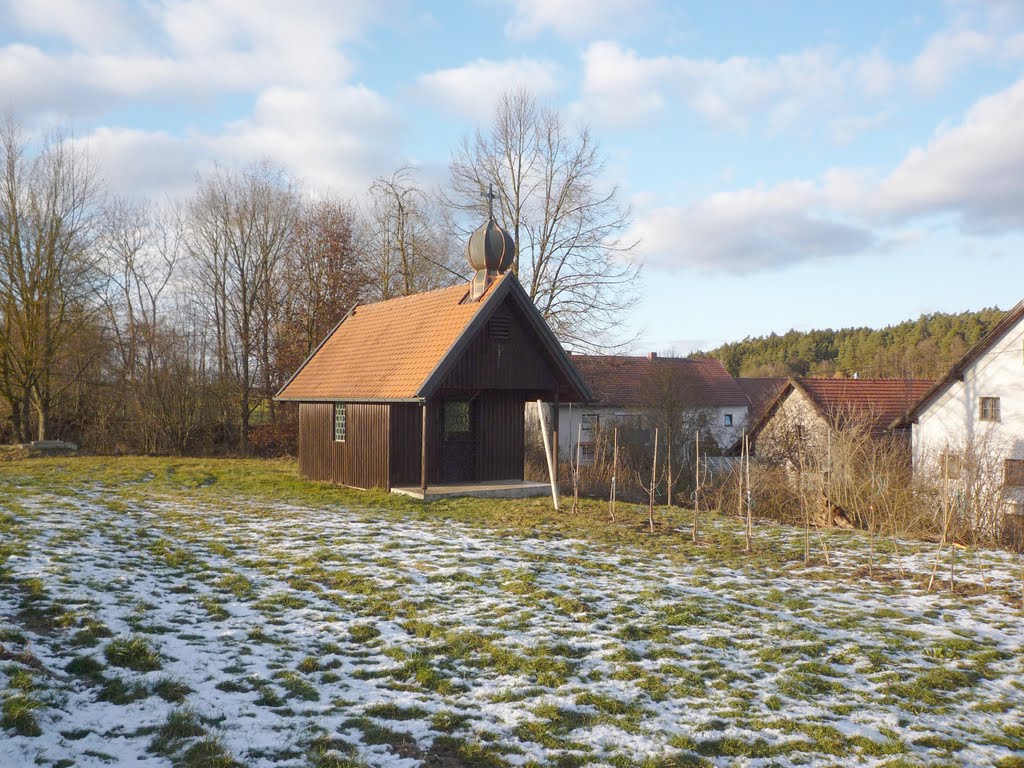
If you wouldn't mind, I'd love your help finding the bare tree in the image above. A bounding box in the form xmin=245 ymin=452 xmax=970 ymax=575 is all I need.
xmin=0 ymin=116 xmax=104 ymax=441
xmin=275 ymin=196 xmax=369 ymax=385
xmin=446 ymin=88 xmax=640 ymax=350
xmin=185 ymin=161 xmax=300 ymax=454
xmin=364 ymin=167 xmax=462 ymax=301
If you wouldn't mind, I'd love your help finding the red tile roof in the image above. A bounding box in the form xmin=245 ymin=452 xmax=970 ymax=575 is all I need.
xmin=569 ymin=354 xmax=750 ymax=408
xmin=277 ymin=279 xmax=499 ymax=401
xmin=736 ymin=377 xmax=787 ymax=418
xmin=796 ymin=378 xmax=935 ymax=435
xmin=276 ymin=273 xmax=591 ymax=403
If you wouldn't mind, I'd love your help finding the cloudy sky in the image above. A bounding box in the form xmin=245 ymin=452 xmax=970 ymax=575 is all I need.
xmin=2 ymin=0 xmax=1023 ymax=353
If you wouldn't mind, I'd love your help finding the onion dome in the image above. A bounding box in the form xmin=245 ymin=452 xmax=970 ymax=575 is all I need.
xmin=466 ymin=216 xmax=515 ymax=273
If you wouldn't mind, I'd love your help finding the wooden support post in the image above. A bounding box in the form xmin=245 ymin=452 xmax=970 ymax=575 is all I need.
xmin=420 ymin=400 xmax=428 ymax=497
xmin=552 ymin=392 xmax=560 ymax=488
xmin=537 ymin=399 xmax=559 ymax=510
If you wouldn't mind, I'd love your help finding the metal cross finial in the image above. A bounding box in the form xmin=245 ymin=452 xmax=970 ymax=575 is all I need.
xmin=485 ymin=183 xmax=497 ymax=219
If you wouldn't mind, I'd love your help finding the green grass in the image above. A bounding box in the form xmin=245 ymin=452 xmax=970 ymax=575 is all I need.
xmin=104 ymin=635 xmax=162 ymax=672
xmin=1 ymin=692 xmax=43 ymax=736
xmin=2 ymin=455 xmax=1023 ymax=767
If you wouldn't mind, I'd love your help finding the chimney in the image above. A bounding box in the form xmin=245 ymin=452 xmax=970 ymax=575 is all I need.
xmin=648 ymin=352 xmax=658 ymax=360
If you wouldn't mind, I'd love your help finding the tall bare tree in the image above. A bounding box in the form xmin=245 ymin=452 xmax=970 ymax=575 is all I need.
xmin=364 ymin=167 xmax=462 ymax=301
xmin=185 ymin=161 xmax=300 ymax=454
xmin=446 ymin=88 xmax=641 ymax=350
xmin=276 ymin=197 xmax=368 ymax=377
xmin=0 ymin=117 xmax=103 ymax=441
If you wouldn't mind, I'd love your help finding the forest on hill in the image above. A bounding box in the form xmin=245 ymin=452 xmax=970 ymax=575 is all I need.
xmin=704 ymin=306 xmax=1008 ymax=379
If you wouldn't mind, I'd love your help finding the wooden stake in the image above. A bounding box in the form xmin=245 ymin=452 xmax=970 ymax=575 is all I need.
xmin=536 ymin=400 xmax=559 ymax=511
xmin=609 ymin=426 xmax=618 ymax=523
xmin=572 ymin=421 xmax=582 ymax=515
xmin=692 ymin=431 xmax=700 ymax=544
xmin=928 ymin=451 xmax=951 ymax=592
xmin=745 ymin=434 xmax=753 ymax=552
xmin=648 ymin=427 xmax=659 ymax=533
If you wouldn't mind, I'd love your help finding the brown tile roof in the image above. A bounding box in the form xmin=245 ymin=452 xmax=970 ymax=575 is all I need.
xmin=796 ymin=378 xmax=935 ymax=435
xmin=277 ymin=279 xmax=495 ymax=401
xmin=569 ymin=354 xmax=749 ymax=408
xmin=736 ymin=377 xmax=787 ymax=418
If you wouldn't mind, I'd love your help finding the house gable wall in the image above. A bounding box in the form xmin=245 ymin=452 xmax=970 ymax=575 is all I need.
xmin=913 ymin=316 xmax=1024 ymax=504
xmin=753 ymin=388 xmax=831 ymax=463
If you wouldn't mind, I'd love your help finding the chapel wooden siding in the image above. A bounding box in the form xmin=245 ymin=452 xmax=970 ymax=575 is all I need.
xmin=298 ymin=402 xmax=389 ymax=489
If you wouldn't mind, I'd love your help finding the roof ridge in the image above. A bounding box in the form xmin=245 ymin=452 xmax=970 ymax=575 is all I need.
xmin=357 ymin=280 xmax=469 ymax=310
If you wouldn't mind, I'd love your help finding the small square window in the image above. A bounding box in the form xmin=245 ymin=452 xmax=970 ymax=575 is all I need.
xmin=582 ymin=413 xmax=600 ymax=432
xmin=724 ymin=413 xmax=733 ymax=427
xmin=979 ymin=397 xmax=1001 ymax=422
xmin=334 ymin=403 xmax=346 ymax=442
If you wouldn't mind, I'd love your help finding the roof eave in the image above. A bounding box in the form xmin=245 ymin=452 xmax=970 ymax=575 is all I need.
xmin=273 ymin=303 xmax=359 ymax=402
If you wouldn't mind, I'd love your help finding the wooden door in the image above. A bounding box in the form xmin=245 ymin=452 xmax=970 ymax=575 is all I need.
xmin=440 ymin=399 xmax=476 ymax=482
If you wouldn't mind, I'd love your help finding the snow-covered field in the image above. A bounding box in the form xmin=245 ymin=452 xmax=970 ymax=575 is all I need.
xmin=1 ymin=478 xmax=1023 ymax=767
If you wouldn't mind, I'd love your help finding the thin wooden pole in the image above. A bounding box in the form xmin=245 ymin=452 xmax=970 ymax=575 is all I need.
xmin=609 ymin=426 xmax=618 ymax=522
xmin=744 ymin=434 xmax=753 ymax=553
xmin=536 ymin=400 xmax=559 ymax=511
xmin=692 ymin=431 xmax=700 ymax=543
xmin=552 ymin=392 xmax=560 ymax=488
xmin=928 ymin=451 xmax=951 ymax=592
xmin=420 ymin=400 xmax=428 ymax=497
xmin=649 ymin=427 xmax=659 ymax=533
xmin=573 ymin=421 xmax=582 ymax=514
xmin=745 ymin=434 xmax=752 ymax=545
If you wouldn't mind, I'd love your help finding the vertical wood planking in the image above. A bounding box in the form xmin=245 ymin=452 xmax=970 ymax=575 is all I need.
xmin=298 ymin=402 xmax=390 ymax=489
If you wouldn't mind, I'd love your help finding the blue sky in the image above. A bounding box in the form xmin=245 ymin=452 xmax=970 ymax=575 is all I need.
xmin=2 ymin=0 xmax=1023 ymax=353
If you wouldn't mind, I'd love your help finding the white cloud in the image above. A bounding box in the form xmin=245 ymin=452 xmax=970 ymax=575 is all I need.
xmin=910 ymin=28 xmax=995 ymax=92
xmin=856 ymin=49 xmax=897 ymax=95
xmin=71 ymin=128 xmax=203 ymax=200
xmin=504 ymin=0 xmax=651 ymax=39
xmin=7 ymin=0 xmax=141 ymax=51
xmin=0 ymin=0 xmax=391 ymax=121
xmin=416 ymin=58 xmax=559 ymax=120
xmin=212 ymin=85 xmax=403 ymax=196
xmin=630 ymin=184 xmax=873 ymax=274
xmin=634 ymin=75 xmax=1024 ymax=273
xmin=578 ymin=41 xmax=846 ymax=130
xmin=873 ymin=76 xmax=1024 ymax=229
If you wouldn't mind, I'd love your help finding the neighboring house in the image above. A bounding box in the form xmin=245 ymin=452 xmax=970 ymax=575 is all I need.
xmin=736 ymin=377 xmax=787 ymax=430
xmin=895 ymin=300 xmax=1024 ymax=514
xmin=275 ymin=214 xmax=590 ymax=494
xmin=749 ymin=377 xmax=934 ymax=464
xmin=556 ymin=353 xmax=750 ymax=462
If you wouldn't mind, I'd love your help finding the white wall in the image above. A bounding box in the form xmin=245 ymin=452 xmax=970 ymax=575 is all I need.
xmin=556 ymin=404 xmax=749 ymax=460
xmin=913 ymin=318 xmax=1024 ymax=506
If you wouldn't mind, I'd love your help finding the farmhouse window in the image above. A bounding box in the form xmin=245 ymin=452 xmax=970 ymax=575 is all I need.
xmin=580 ymin=443 xmax=596 ymax=465
xmin=1006 ymin=459 xmax=1024 ymax=488
xmin=582 ymin=413 xmax=600 ymax=434
xmin=724 ymin=413 xmax=733 ymax=427
xmin=979 ymin=397 xmax=1001 ymax=422
xmin=940 ymin=450 xmax=963 ymax=476
xmin=333 ymin=403 xmax=346 ymax=442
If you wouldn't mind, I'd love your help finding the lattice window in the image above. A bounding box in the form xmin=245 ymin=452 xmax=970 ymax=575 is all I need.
xmin=979 ymin=397 xmax=1001 ymax=422
xmin=334 ymin=403 xmax=346 ymax=442
xmin=444 ymin=401 xmax=471 ymax=438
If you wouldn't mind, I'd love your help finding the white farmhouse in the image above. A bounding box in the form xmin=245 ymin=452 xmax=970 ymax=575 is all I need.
xmin=556 ymin=353 xmax=750 ymax=462
xmin=898 ymin=300 xmax=1024 ymax=514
